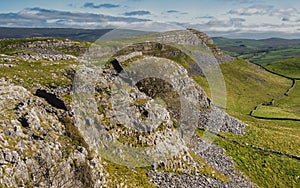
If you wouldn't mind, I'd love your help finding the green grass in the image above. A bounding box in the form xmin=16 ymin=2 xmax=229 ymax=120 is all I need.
xmin=244 ymin=47 xmax=300 ymax=65
xmin=103 ymin=161 xmax=156 ymax=188
xmin=219 ymin=59 xmax=291 ymax=114
xmin=0 ymin=38 xmax=81 ymax=89
xmin=218 ymin=59 xmax=300 ymax=155
xmin=275 ymin=80 xmax=300 ymax=112
xmin=192 ymin=75 xmax=211 ymax=97
xmin=195 ymin=59 xmax=300 ymax=187
xmin=223 ymin=114 xmax=300 ymax=156
xmin=214 ymin=133 xmax=300 ymax=188
xmin=265 ymin=57 xmax=300 ymax=78
xmin=253 ymin=106 xmax=300 ymax=119
xmin=253 ymin=80 xmax=300 ymax=120
xmin=0 ymin=59 xmax=76 ymax=91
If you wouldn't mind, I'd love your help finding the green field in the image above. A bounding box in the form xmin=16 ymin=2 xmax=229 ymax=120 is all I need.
xmin=214 ymin=132 xmax=300 ymax=188
xmin=253 ymin=58 xmax=300 ymax=119
xmin=253 ymin=80 xmax=300 ymax=120
xmin=218 ymin=60 xmax=300 ymax=154
xmin=195 ymin=58 xmax=300 ymax=187
xmin=265 ymin=57 xmax=300 ymax=78
xmin=242 ymin=47 xmax=300 ymax=65
xmin=253 ymin=106 xmax=300 ymax=120
xmin=196 ymin=59 xmax=300 ymax=154
xmin=220 ymin=59 xmax=291 ymax=114
xmin=213 ymin=37 xmax=300 ymax=65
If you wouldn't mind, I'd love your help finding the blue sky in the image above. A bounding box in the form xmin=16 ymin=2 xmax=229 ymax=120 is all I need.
xmin=0 ymin=0 xmax=300 ymax=38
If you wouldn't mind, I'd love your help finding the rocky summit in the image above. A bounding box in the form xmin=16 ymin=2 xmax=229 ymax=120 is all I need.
xmin=0 ymin=29 xmax=256 ymax=187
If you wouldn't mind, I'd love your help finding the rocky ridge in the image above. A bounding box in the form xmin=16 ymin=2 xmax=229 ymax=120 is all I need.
xmin=0 ymin=30 xmax=255 ymax=187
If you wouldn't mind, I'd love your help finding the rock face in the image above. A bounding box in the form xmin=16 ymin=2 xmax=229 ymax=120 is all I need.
xmin=0 ymin=30 xmax=254 ymax=187
xmin=0 ymin=78 xmax=106 ymax=187
xmin=187 ymin=29 xmax=236 ymax=63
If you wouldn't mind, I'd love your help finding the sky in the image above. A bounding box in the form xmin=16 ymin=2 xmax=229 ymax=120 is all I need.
xmin=0 ymin=0 xmax=300 ymax=38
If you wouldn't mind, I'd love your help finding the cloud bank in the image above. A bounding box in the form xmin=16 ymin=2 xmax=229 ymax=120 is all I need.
xmin=228 ymin=4 xmax=300 ymax=22
xmin=0 ymin=7 xmax=150 ymax=28
xmin=0 ymin=6 xmax=299 ymax=38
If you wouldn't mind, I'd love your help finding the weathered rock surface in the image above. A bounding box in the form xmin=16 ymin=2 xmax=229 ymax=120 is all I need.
xmin=0 ymin=29 xmax=254 ymax=187
xmin=199 ymin=106 xmax=246 ymax=134
xmin=0 ymin=79 xmax=106 ymax=187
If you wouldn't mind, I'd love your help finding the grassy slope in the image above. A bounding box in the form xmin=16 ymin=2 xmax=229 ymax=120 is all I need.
xmin=254 ymin=59 xmax=300 ymax=119
xmin=253 ymin=105 xmax=300 ymax=119
xmin=214 ymin=135 xmax=300 ymax=188
xmin=253 ymin=80 xmax=300 ymax=120
xmin=220 ymin=59 xmax=291 ymax=114
xmin=265 ymin=57 xmax=300 ymax=78
xmin=219 ymin=60 xmax=299 ymax=155
xmin=273 ymin=80 xmax=300 ymax=115
xmin=197 ymin=59 xmax=300 ymax=187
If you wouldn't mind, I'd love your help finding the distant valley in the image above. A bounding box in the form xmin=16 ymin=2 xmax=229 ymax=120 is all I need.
xmin=213 ymin=37 xmax=300 ymax=65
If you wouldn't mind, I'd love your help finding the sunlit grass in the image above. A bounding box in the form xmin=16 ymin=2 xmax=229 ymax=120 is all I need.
xmin=0 ymin=59 xmax=76 ymax=91
xmin=265 ymin=57 xmax=300 ymax=78
xmin=195 ymin=59 xmax=300 ymax=187
xmin=213 ymin=132 xmax=300 ymax=188
xmin=253 ymin=80 xmax=300 ymax=119
xmin=220 ymin=59 xmax=291 ymax=114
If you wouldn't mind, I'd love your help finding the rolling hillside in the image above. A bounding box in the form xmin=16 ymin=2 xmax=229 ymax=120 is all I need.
xmin=205 ymin=38 xmax=300 ymax=187
xmin=213 ymin=37 xmax=300 ymax=65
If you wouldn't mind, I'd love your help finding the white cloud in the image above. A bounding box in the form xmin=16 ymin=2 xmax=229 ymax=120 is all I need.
xmin=174 ymin=16 xmax=300 ymax=38
xmin=207 ymin=18 xmax=245 ymax=27
xmin=0 ymin=7 xmax=151 ymax=28
xmin=229 ymin=5 xmax=273 ymax=16
xmin=229 ymin=5 xmax=300 ymax=22
xmin=1 ymin=6 xmax=300 ymax=38
xmin=271 ymin=8 xmax=297 ymax=17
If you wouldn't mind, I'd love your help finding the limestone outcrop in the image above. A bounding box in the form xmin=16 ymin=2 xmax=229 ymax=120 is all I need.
xmin=0 ymin=30 xmax=254 ymax=187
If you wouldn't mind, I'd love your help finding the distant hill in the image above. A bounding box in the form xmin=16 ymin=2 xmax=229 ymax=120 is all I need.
xmin=0 ymin=27 xmax=150 ymax=42
xmin=213 ymin=37 xmax=300 ymax=65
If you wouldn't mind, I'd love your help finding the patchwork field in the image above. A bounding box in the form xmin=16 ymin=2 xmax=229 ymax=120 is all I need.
xmin=213 ymin=37 xmax=300 ymax=65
